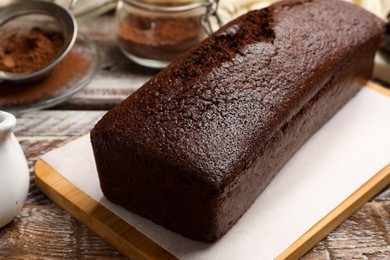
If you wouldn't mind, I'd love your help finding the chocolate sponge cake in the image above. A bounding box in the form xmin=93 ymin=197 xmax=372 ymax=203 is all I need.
xmin=91 ymin=0 xmax=384 ymax=242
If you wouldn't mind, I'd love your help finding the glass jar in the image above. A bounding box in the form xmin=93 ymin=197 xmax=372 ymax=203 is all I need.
xmin=115 ymin=0 xmax=219 ymax=69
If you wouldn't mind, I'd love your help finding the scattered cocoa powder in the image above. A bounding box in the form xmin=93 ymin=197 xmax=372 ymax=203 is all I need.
xmin=118 ymin=14 xmax=205 ymax=61
xmin=0 ymin=51 xmax=88 ymax=108
xmin=0 ymin=27 xmax=65 ymax=73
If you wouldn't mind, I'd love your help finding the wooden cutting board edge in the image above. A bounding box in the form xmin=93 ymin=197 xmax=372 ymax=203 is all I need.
xmin=34 ymin=81 xmax=390 ymax=260
xmin=34 ymin=159 xmax=177 ymax=260
xmin=367 ymin=80 xmax=390 ymax=96
xmin=275 ymin=163 xmax=390 ymax=260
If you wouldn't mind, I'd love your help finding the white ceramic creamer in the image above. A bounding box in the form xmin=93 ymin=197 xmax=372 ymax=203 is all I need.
xmin=0 ymin=111 xmax=29 ymax=229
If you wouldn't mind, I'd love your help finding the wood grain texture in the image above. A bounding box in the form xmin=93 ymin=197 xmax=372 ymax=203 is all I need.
xmin=303 ymin=202 xmax=390 ymax=259
xmin=0 ymin=205 xmax=126 ymax=259
xmin=13 ymin=110 xmax=105 ymax=137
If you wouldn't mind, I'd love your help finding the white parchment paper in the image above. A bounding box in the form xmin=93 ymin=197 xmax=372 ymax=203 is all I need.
xmin=41 ymin=87 xmax=390 ymax=259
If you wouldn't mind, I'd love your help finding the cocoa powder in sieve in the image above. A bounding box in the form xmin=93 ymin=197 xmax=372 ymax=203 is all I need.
xmin=0 ymin=27 xmax=90 ymax=108
xmin=0 ymin=27 xmax=65 ymax=73
xmin=118 ymin=14 xmax=205 ymax=62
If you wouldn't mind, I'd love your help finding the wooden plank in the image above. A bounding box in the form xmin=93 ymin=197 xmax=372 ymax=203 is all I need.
xmin=302 ymin=201 xmax=390 ymax=259
xmin=13 ymin=110 xmax=105 ymax=137
xmin=34 ymin=159 xmax=176 ymax=260
xmin=276 ymin=164 xmax=390 ymax=260
xmin=0 ymin=205 xmax=126 ymax=258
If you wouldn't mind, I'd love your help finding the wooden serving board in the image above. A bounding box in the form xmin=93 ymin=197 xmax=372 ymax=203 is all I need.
xmin=35 ymin=82 xmax=390 ymax=260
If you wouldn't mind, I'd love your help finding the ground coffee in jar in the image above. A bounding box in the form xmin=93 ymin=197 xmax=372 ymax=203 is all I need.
xmin=116 ymin=0 xmax=211 ymax=68
xmin=118 ymin=14 xmax=204 ymax=63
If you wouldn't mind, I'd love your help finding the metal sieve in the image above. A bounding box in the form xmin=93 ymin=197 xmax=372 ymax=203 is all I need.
xmin=0 ymin=1 xmax=77 ymax=83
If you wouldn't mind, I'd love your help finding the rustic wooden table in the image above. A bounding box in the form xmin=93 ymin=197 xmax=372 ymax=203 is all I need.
xmin=0 ymin=13 xmax=389 ymax=259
